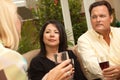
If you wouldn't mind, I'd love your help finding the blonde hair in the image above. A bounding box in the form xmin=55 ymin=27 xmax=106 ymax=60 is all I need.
xmin=0 ymin=0 xmax=20 ymax=50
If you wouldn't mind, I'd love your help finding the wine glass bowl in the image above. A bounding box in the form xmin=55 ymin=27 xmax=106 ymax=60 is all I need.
xmin=54 ymin=51 xmax=69 ymax=64
xmin=98 ymin=57 xmax=109 ymax=70
xmin=54 ymin=51 xmax=74 ymax=80
xmin=99 ymin=61 xmax=109 ymax=70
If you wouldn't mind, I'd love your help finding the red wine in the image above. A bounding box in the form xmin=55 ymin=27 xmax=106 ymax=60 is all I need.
xmin=99 ymin=61 xmax=109 ymax=70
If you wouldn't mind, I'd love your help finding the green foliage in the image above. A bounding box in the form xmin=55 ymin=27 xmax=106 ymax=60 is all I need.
xmin=33 ymin=0 xmax=87 ymax=44
xmin=18 ymin=21 xmax=40 ymax=54
xmin=72 ymin=19 xmax=87 ymax=44
xmin=111 ymin=9 xmax=120 ymax=27
xmin=68 ymin=0 xmax=87 ymax=44
xmin=18 ymin=0 xmax=88 ymax=53
xmin=33 ymin=0 xmax=63 ymax=31
xmin=115 ymin=21 xmax=120 ymax=27
xmin=111 ymin=17 xmax=120 ymax=27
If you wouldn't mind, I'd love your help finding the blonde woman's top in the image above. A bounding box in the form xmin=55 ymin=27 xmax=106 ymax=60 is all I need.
xmin=0 ymin=43 xmax=28 ymax=80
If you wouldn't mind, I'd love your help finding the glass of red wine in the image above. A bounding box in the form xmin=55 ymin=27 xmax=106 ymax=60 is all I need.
xmin=98 ymin=57 xmax=109 ymax=70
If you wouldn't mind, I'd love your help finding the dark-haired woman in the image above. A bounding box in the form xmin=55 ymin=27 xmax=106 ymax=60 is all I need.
xmin=28 ymin=20 xmax=87 ymax=80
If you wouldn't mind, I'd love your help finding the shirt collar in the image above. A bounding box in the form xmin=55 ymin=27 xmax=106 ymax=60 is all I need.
xmin=91 ymin=27 xmax=113 ymax=39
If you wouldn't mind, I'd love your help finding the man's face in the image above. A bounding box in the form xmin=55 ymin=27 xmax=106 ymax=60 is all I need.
xmin=90 ymin=5 xmax=113 ymax=34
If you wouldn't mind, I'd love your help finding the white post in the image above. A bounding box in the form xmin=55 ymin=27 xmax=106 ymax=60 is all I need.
xmin=60 ymin=0 xmax=75 ymax=46
xmin=83 ymin=0 xmax=95 ymax=29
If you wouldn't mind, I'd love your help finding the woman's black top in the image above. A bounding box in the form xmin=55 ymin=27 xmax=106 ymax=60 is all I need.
xmin=28 ymin=50 xmax=87 ymax=80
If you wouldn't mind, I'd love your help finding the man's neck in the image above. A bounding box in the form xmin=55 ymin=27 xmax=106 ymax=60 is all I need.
xmin=100 ymin=29 xmax=111 ymax=46
xmin=103 ymin=35 xmax=110 ymax=46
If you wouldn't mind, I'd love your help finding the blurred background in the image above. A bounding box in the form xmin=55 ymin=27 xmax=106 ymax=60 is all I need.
xmin=13 ymin=0 xmax=120 ymax=54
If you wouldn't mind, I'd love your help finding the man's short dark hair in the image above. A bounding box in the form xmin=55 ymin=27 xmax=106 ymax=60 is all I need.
xmin=89 ymin=0 xmax=113 ymax=16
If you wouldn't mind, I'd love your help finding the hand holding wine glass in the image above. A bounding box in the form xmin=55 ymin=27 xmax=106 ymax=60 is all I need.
xmin=54 ymin=51 xmax=69 ymax=64
xmin=54 ymin=51 xmax=74 ymax=80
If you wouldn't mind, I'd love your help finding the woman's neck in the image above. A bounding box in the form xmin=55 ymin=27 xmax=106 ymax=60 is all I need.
xmin=46 ymin=46 xmax=59 ymax=61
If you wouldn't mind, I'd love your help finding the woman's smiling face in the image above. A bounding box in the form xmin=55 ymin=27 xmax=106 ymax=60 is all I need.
xmin=43 ymin=23 xmax=60 ymax=47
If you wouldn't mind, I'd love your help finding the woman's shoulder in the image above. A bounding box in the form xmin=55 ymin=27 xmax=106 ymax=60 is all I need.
xmin=67 ymin=49 xmax=73 ymax=53
xmin=31 ymin=53 xmax=43 ymax=63
xmin=67 ymin=50 xmax=76 ymax=58
xmin=0 ymin=44 xmax=27 ymax=71
xmin=29 ymin=54 xmax=46 ymax=70
xmin=30 ymin=52 xmax=48 ymax=67
xmin=0 ymin=44 xmax=23 ymax=59
xmin=67 ymin=50 xmax=74 ymax=55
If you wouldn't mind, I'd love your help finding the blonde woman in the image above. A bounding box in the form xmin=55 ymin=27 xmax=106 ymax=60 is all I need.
xmin=0 ymin=0 xmax=27 ymax=80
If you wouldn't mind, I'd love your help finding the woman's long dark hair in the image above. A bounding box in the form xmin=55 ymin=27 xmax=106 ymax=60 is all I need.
xmin=39 ymin=20 xmax=68 ymax=57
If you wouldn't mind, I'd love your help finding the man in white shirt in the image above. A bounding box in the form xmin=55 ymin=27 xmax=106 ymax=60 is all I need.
xmin=77 ymin=1 xmax=120 ymax=80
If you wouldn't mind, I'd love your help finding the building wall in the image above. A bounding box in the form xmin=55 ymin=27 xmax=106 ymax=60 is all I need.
xmin=113 ymin=0 xmax=120 ymax=21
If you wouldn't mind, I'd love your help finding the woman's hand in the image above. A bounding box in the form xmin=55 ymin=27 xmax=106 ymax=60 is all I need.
xmin=46 ymin=59 xmax=74 ymax=80
xmin=102 ymin=66 xmax=120 ymax=80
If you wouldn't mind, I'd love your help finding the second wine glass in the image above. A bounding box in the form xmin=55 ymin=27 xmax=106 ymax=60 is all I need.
xmin=98 ymin=56 xmax=109 ymax=70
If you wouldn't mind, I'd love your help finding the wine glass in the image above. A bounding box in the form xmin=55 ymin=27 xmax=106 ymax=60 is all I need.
xmin=98 ymin=56 xmax=109 ymax=70
xmin=54 ymin=51 xmax=74 ymax=80
xmin=54 ymin=51 xmax=70 ymax=64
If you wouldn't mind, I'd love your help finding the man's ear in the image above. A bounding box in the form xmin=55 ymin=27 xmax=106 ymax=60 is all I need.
xmin=110 ymin=15 xmax=114 ymax=23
